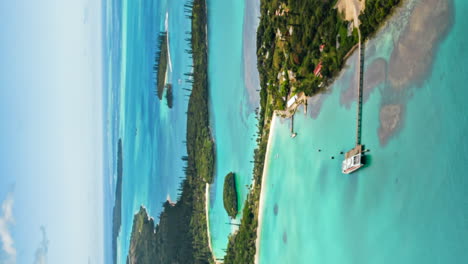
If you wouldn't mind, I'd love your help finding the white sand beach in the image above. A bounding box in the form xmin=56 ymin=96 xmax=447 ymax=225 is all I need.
xmin=254 ymin=114 xmax=278 ymax=264
xmin=205 ymin=183 xmax=222 ymax=264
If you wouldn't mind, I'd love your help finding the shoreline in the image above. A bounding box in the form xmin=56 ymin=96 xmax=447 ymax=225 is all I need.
xmin=254 ymin=114 xmax=278 ymax=264
xmin=224 ymin=1 xmax=406 ymax=263
xmin=205 ymin=183 xmax=220 ymax=264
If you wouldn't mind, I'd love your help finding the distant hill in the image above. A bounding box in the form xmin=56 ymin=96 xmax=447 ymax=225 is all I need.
xmin=112 ymin=139 xmax=123 ymax=264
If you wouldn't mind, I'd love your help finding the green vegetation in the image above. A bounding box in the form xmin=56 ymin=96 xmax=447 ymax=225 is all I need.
xmin=154 ymin=32 xmax=169 ymax=100
xmin=154 ymin=32 xmax=175 ymax=108
xmin=360 ymin=0 xmax=402 ymax=39
xmin=256 ymin=0 xmax=401 ymax=112
xmin=126 ymin=207 xmax=157 ymax=264
xmin=256 ymin=0 xmax=359 ymax=104
xmin=224 ymin=1 xmax=402 ymax=263
xmin=223 ymin=84 xmax=269 ymax=264
xmin=112 ymin=139 xmax=123 ymax=264
xmin=223 ymin=172 xmax=238 ymax=218
xmin=127 ymin=0 xmax=402 ymax=263
xmin=126 ymin=0 xmax=215 ymax=263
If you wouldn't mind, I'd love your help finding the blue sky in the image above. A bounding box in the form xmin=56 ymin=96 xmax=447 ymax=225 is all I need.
xmin=0 ymin=0 xmax=104 ymax=263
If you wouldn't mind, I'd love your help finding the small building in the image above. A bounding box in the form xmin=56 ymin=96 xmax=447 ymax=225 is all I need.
xmin=342 ymin=145 xmax=364 ymax=174
xmin=287 ymin=95 xmax=298 ymax=108
xmin=347 ymin=21 xmax=354 ymax=37
xmin=336 ymin=34 xmax=341 ymax=49
xmin=319 ymin=44 xmax=325 ymax=53
xmin=313 ymin=61 xmax=323 ymax=77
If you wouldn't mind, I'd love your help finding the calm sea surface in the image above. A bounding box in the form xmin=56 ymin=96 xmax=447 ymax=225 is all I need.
xmin=207 ymin=0 xmax=259 ymax=258
xmin=258 ymin=0 xmax=468 ymax=263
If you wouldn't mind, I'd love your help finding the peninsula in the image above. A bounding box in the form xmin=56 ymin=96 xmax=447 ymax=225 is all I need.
xmin=224 ymin=0 xmax=402 ymax=263
xmin=112 ymin=139 xmax=123 ymax=264
xmin=126 ymin=0 xmax=215 ymax=263
xmin=126 ymin=0 xmax=403 ymax=263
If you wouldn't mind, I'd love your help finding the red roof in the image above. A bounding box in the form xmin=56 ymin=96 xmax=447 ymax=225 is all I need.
xmin=313 ymin=61 xmax=322 ymax=76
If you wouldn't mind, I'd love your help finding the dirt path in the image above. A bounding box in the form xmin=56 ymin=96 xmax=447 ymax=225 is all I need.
xmin=336 ymin=0 xmax=365 ymax=26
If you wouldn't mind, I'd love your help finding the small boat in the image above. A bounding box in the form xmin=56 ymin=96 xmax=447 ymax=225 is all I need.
xmin=291 ymin=133 xmax=297 ymax=138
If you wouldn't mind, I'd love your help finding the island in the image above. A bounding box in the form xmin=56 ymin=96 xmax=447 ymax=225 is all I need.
xmin=126 ymin=0 xmax=215 ymax=263
xmin=127 ymin=0 xmax=404 ymax=263
xmin=112 ymin=139 xmax=123 ymax=264
xmin=165 ymin=83 xmax=173 ymax=108
xmin=127 ymin=207 xmax=157 ymax=264
xmin=223 ymin=172 xmax=238 ymax=218
xmin=224 ymin=0 xmax=402 ymax=263
xmin=127 ymin=203 xmax=195 ymax=264
xmin=154 ymin=31 xmax=172 ymax=106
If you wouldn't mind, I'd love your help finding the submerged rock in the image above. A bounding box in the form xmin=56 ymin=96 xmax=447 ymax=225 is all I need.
xmin=378 ymin=104 xmax=402 ymax=145
xmin=388 ymin=0 xmax=452 ymax=89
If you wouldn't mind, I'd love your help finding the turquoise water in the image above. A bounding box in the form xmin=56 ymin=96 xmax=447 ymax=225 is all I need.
xmin=103 ymin=0 xmax=260 ymax=261
xmin=103 ymin=0 xmax=194 ymax=262
xmin=207 ymin=0 xmax=259 ymax=258
xmin=258 ymin=1 xmax=468 ymax=263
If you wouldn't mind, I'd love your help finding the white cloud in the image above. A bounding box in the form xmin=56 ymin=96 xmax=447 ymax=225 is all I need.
xmin=33 ymin=226 xmax=49 ymax=264
xmin=0 ymin=194 xmax=16 ymax=262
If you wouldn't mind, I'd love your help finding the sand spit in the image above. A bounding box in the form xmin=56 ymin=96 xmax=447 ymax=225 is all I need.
xmin=205 ymin=183 xmax=222 ymax=264
xmin=254 ymin=115 xmax=278 ymax=264
xmin=336 ymin=0 xmax=365 ymax=25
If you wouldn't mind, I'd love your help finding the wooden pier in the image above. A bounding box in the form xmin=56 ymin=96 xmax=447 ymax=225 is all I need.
xmin=356 ymin=41 xmax=365 ymax=145
xmin=291 ymin=114 xmax=297 ymax=138
xmin=343 ymin=27 xmax=366 ymax=174
xmin=291 ymin=114 xmax=294 ymax=134
xmin=345 ymin=144 xmax=362 ymax=160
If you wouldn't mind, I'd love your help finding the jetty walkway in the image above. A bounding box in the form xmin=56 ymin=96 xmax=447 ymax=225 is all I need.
xmin=356 ymin=34 xmax=365 ymax=145
xmin=342 ymin=2 xmax=366 ymax=174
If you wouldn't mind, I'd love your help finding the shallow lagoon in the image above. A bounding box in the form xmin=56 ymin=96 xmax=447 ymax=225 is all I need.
xmin=258 ymin=0 xmax=468 ymax=263
xmin=207 ymin=0 xmax=259 ymax=258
